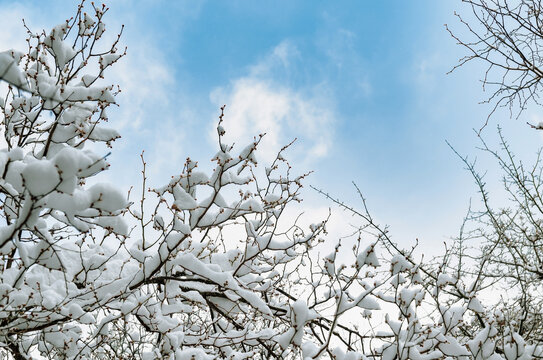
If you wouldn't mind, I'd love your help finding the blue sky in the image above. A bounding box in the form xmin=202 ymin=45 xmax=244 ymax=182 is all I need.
xmin=1 ymin=1 xmax=541 ymax=251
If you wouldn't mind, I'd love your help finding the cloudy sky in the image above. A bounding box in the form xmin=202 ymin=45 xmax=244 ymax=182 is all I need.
xmin=1 ymin=0 xmax=541 ymax=253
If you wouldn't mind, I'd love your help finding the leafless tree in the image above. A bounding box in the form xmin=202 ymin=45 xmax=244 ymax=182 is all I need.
xmin=448 ymin=0 xmax=543 ymax=125
xmin=449 ymin=130 xmax=543 ymax=349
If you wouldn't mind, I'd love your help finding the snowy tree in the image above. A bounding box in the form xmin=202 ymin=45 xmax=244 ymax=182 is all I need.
xmin=1 ymin=1 xmax=543 ymax=360
xmin=0 ymin=2 xmax=129 ymax=358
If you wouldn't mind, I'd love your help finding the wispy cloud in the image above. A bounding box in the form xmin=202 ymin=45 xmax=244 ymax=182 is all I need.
xmin=315 ymin=15 xmax=372 ymax=99
xmin=209 ymin=41 xmax=336 ymax=165
xmin=0 ymin=7 xmax=28 ymax=50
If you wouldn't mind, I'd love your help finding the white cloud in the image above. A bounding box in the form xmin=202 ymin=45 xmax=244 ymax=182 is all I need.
xmin=0 ymin=5 xmax=35 ymax=51
xmin=99 ymin=23 xmax=186 ymax=190
xmin=209 ymin=41 xmax=336 ymax=165
xmin=249 ymin=41 xmax=300 ymax=76
xmin=110 ymin=40 xmax=174 ymax=131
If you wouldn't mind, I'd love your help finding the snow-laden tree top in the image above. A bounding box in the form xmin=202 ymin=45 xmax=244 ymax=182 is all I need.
xmin=1 ymin=1 xmax=543 ymax=359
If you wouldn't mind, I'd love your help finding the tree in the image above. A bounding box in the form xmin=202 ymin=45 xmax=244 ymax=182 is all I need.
xmin=0 ymin=2 xmax=368 ymax=358
xmin=2 ymin=1 xmax=543 ymax=359
xmin=447 ymin=0 xmax=543 ymax=125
